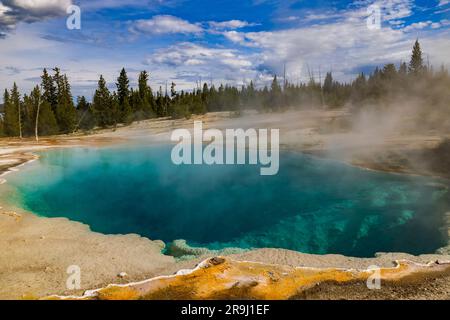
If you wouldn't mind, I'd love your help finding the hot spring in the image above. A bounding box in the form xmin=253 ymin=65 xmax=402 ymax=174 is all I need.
xmin=2 ymin=144 xmax=449 ymax=257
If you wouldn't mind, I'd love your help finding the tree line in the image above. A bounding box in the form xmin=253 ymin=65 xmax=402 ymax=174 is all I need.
xmin=1 ymin=40 xmax=449 ymax=139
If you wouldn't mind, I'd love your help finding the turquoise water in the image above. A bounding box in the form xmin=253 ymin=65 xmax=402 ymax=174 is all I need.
xmin=3 ymin=144 xmax=449 ymax=257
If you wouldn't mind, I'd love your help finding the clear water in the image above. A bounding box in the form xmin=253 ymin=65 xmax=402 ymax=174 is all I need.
xmin=2 ymin=144 xmax=449 ymax=257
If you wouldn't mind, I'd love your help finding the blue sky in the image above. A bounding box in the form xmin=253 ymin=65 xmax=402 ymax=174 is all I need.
xmin=1 ymin=0 xmax=449 ymax=101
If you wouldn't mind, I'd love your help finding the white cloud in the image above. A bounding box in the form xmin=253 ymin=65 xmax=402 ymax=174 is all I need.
xmin=297 ymin=11 xmax=345 ymax=24
xmin=0 ymin=3 xmax=13 ymax=25
xmin=402 ymin=21 xmax=432 ymax=32
xmin=146 ymin=42 xmax=252 ymax=69
xmin=439 ymin=0 xmax=450 ymax=6
xmin=219 ymin=7 xmax=450 ymax=82
xmin=421 ymin=32 xmax=450 ymax=68
xmin=431 ymin=22 xmax=441 ymax=29
xmin=389 ymin=20 xmax=405 ymax=26
xmin=352 ymin=0 xmax=414 ymax=21
xmin=208 ymin=20 xmax=254 ymax=30
xmin=0 ymin=0 xmax=72 ymax=33
xmin=79 ymin=0 xmax=177 ymax=10
xmin=430 ymin=19 xmax=450 ymax=30
xmin=6 ymin=0 xmax=71 ymax=14
xmin=143 ymin=42 xmax=260 ymax=88
xmin=399 ymin=18 xmax=450 ymax=31
xmin=0 ymin=23 xmax=148 ymax=100
xmin=381 ymin=0 xmax=414 ymax=20
xmin=131 ymin=17 xmax=257 ymax=37
xmin=130 ymin=15 xmax=203 ymax=35
xmin=222 ymin=30 xmax=246 ymax=43
xmin=0 ymin=2 xmax=10 ymax=14
xmin=276 ymin=16 xmax=300 ymax=23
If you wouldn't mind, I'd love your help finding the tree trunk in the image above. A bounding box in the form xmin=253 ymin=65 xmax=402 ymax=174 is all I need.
xmin=35 ymin=103 xmax=40 ymax=142
xmin=72 ymin=109 xmax=88 ymax=134
xmin=18 ymin=103 xmax=22 ymax=139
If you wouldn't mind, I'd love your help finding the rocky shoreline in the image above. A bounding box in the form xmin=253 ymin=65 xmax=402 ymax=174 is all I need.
xmin=44 ymin=257 xmax=450 ymax=300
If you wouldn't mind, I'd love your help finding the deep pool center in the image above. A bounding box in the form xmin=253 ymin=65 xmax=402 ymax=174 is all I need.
xmin=2 ymin=144 xmax=449 ymax=258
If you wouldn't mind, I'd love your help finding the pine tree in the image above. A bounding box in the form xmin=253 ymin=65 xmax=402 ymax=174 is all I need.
xmin=39 ymin=69 xmax=60 ymax=137
xmin=156 ymin=86 xmax=166 ymax=117
xmin=323 ymin=72 xmax=342 ymax=107
xmin=129 ymin=89 xmax=142 ymax=120
xmin=323 ymin=72 xmax=333 ymax=94
xmin=0 ymin=118 xmax=4 ymax=137
xmin=77 ymin=96 xmax=89 ymax=112
xmin=351 ymin=73 xmax=367 ymax=103
xmin=0 ymin=97 xmax=4 ymax=137
xmin=4 ymin=83 xmax=22 ymax=137
xmin=3 ymin=89 xmax=9 ymax=114
xmin=22 ymin=93 xmax=34 ymax=136
xmin=53 ymin=69 xmax=76 ymax=133
xmin=245 ymin=81 xmax=256 ymax=108
xmin=199 ymin=83 xmax=209 ymax=114
xmin=93 ymin=75 xmax=113 ymax=127
xmin=38 ymin=100 xmax=59 ymax=136
xmin=15 ymin=83 xmax=22 ymax=138
xmin=74 ymin=96 xmax=96 ymax=132
xmin=23 ymin=86 xmax=39 ymax=138
xmin=399 ymin=62 xmax=408 ymax=75
xmin=137 ymin=71 xmax=155 ymax=118
xmin=116 ymin=68 xmax=130 ymax=105
xmin=116 ymin=68 xmax=131 ymax=122
xmin=409 ymin=39 xmax=424 ymax=75
xmin=41 ymin=68 xmax=57 ymax=111
xmin=170 ymin=82 xmax=177 ymax=98
xmin=138 ymin=71 xmax=150 ymax=98
xmin=122 ymin=97 xmax=133 ymax=124
xmin=30 ymin=86 xmax=41 ymax=141
xmin=382 ymin=64 xmax=397 ymax=80
xmin=269 ymin=75 xmax=282 ymax=110
xmin=111 ymin=92 xmax=120 ymax=127
xmin=3 ymin=89 xmax=15 ymax=136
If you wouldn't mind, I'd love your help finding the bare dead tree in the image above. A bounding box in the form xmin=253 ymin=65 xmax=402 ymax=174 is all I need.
xmin=18 ymin=102 xmax=22 ymax=139
xmin=34 ymin=96 xmax=40 ymax=141
xmin=319 ymin=65 xmax=325 ymax=108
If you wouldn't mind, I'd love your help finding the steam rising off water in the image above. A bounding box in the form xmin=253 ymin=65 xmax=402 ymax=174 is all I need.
xmin=4 ymin=145 xmax=449 ymax=257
